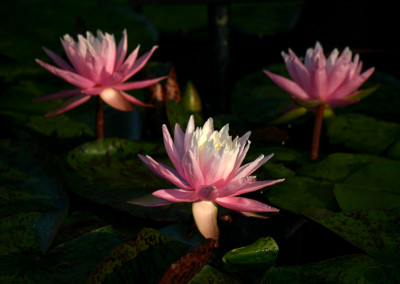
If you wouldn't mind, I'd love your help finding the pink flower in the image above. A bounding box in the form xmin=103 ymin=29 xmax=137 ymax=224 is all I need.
xmin=35 ymin=29 xmax=166 ymax=116
xmin=134 ymin=116 xmax=284 ymax=240
xmin=264 ymin=42 xmax=375 ymax=107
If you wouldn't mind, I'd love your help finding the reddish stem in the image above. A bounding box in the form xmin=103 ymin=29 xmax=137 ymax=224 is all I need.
xmin=310 ymin=104 xmax=325 ymax=161
xmin=96 ymin=97 xmax=104 ymax=140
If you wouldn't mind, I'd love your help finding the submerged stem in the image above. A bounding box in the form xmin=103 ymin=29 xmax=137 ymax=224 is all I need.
xmin=310 ymin=104 xmax=325 ymax=161
xmin=96 ymin=97 xmax=104 ymax=140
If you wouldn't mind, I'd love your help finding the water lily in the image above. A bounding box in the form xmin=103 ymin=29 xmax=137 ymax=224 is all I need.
xmin=35 ymin=29 xmax=165 ymax=116
xmin=264 ymin=42 xmax=374 ymax=107
xmin=264 ymin=42 xmax=375 ymax=160
xmin=132 ymin=116 xmax=284 ymax=241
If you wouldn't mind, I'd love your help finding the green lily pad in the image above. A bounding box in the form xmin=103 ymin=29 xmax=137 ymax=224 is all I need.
xmin=0 ymin=140 xmax=68 ymax=254
xmin=87 ymin=228 xmax=188 ymax=284
xmin=0 ymin=226 xmax=122 ymax=283
xmin=231 ymin=66 xmax=294 ymax=124
xmin=297 ymin=153 xmax=388 ymax=182
xmin=326 ymin=113 xmax=400 ymax=155
xmin=333 ymin=160 xmax=400 ymax=211
xmin=223 ymin=237 xmax=278 ymax=273
xmin=387 ymin=138 xmax=400 ymax=159
xmin=187 ymin=265 xmax=241 ymax=284
xmin=62 ymin=138 xmax=191 ymax=221
xmin=315 ymin=209 xmax=400 ymax=264
xmin=260 ymin=254 xmax=400 ymax=284
xmin=266 ymin=176 xmax=339 ymax=219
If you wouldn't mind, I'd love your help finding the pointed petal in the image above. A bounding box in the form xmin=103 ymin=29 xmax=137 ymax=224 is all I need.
xmin=216 ymin=196 xmax=279 ymax=212
xmin=45 ymin=94 xmax=91 ymax=116
xmin=239 ymin=211 xmax=270 ymax=219
xmin=138 ymin=154 xmax=191 ymax=190
xmin=217 ymin=176 xmax=256 ymax=198
xmin=127 ymin=194 xmax=173 ymax=207
xmin=115 ymin=29 xmax=128 ymax=70
xmin=330 ymin=67 xmax=374 ymax=100
xmin=162 ymin=124 xmax=185 ymax=176
xmin=182 ymin=150 xmax=204 ymax=187
xmin=36 ymin=59 xmax=95 ymax=89
xmin=122 ymin=45 xmax=158 ymax=81
xmin=192 ymin=201 xmax=219 ymax=240
xmin=99 ymin=88 xmax=133 ymax=111
xmin=184 ymin=115 xmax=195 ymax=152
xmin=33 ymin=89 xmax=81 ymax=101
xmin=120 ymin=91 xmax=153 ymax=107
xmin=152 ymin=189 xmax=197 ymax=203
xmin=264 ymin=70 xmax=310 ymax=101
xmin=43 ymin=47 xmax=74 ymax=72
xmin=173 ymin=123 xmax=185 ymax=159
xmin=115 ymin=76 xmax=167 ymax=91
xmin=235 ymin=178 xmax=285 ymax=196
xmin=233 ymin=153 xmax=273 ymax=181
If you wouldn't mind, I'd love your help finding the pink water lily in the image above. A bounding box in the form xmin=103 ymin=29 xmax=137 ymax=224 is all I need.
xmin=264 ymin=42 xmax=375 ymax=107
xmin=35 ymin=29 xmax=165 ymax=116
xmin=132 ymin=116 xmax=284 ymax=241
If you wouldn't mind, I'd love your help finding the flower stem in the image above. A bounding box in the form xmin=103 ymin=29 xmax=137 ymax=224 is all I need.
xmin=96 ymin=97 xmax=104 ymax=140
xmin=310 ymin=104 xmax=325 ymax=161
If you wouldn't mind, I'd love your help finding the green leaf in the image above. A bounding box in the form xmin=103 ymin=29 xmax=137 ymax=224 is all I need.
xmin=387 ymin=138 xmax=400 ymax=159
xmin=347 ymin=83 xmax=381 ymax=101
xmin=268 ymin=107 xmax=307 ymax=125
xmin=266 ymin=176 xmax=339 ymax=219
xmin=0 ymin=140 xmax=68 ymax=254
xmin=260 ymin=254 xmax=400 ymax=284
xmin=62 ymin=138 xmax=191 ymax=221
xmin=0 ymin=226 xmax=122 ymax=283
xmin=231 ymin=68 xmax=294 ymax=124
xmin=326 ymin=113 xmax=400 ymax=155
xmin=297 ymin=153 xmax=388 ymax=182
xmin=87 ymin=228 xmax=188 ymax=284
xmin=187 ymin=265 xmax=241 ymax=284
xmin=182 ymin=81 xmax=202 ymax=113
xmin=222 ymin=237 xmax=278 ymax=273
xmin=333 ymin=160 xmax=400 ymax=211
xmin=315 ymin=209 xmax=400 ymax=264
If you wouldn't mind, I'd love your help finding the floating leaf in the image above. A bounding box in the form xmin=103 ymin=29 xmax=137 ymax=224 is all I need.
xmin=334 ymin=160 xmax=400 ymax=211
xmin=187 ymin=265 xmax=241 ymax=284
xmin=297 ymin=153 xmax=388 ymax=182
xmin=0 ymin=140 xmax=68 ymax=254
xmin=326 ymin=113 xmax=399 ymax=155
xmin=260 ymin=254 xmax=400 ymax=283
xmin=315 ymin=209 xmax=400 ymax=264
xmin=0 ymin=226 xmax=122 ymax=283
xmin=63 ymin=138 xmax=191 ymax=221
xmin=266 ymin=176 xmax=339 ymax=219
xmin=182 ymin=81 xmax=202 ymax=113
xmin=223 ymin=237 xmax=278 ymax=273
xmin=87 ymin=228 xmax=188 ymax=283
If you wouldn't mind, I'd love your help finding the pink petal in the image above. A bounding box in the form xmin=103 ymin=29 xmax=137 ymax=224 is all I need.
xmin=217 ymin=176 xmax=256 ymax=198
xmin=115 ymin=76 xmax=167 ymax=91
xmin=234 ymin=178 xmax=285 ymax=196
xmin=173 ymin=123 xmax=185 ymax=159
xmin=152 ymin=189 xmax=197 ymax=203
xmin=309 ymin=57 xmax=328 ymax=99
xmin=283 ymin=49 xmax=310 ymax=93
xmin=122 ymin=45 xmax=158 ymax=81
xmin=114 ymin=29 xmax=128 ymax=70
xmin=119 ymin=91 xmax=153 ymax=107
xmin=264 ymin=70 xmax=310 ymax=101
xmin=233 ymin=153 xmax=273 ymax=181
xmin=192 ymin=201 xmax=219 ymax=240
xmin=216 ymin=196 xmax=279 ymax=212
xmin=138 ymin=154 xmax=191 ymax=190
xmin=127 ymin=194 xmax=173 ymax=207
xmin=36 ymin=59 xmax=95 ymax=89
xmin=162 ymin=124 xmax=185 ymax=176
xmin=33 ymin=89 xmax=81 ymax=101
xmin=99 ymin=88 xmax=133 ymax=111
xmin=323 ymin=98 xmax=360 ymax=107
xmin=43 ymin=47 xmax=74 ymax=72
xmin=184 ymin=115 xmax=195 ymax=152
xmin=330 ymin=67 xmax=374 ymax=100
xmin=196 ymin=185 xmax=218 ymax=201
xmin=45 ymin=94 xmax=91 ymax=116
xmin=182 ymin=150 xmax=204 ymax=187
